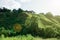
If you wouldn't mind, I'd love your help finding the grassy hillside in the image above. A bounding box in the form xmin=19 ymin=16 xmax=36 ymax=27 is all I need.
xmin=0 ymin=8 xmax=60 ymax=38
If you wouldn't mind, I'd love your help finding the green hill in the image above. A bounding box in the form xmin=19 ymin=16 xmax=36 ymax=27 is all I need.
xmin=0 ymin=8 xmax=60 ymax=38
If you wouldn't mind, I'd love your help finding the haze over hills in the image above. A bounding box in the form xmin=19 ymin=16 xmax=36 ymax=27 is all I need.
xmin=0 ymin=0 xmax=60 ymax=15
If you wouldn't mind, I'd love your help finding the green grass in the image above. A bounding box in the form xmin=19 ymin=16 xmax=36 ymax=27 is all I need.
xmin=0 ymin=34 xmax=60 ymax=40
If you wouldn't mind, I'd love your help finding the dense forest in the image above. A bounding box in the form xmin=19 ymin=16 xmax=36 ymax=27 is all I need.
xmin=0 ymin=7 xmax=60 ymax=38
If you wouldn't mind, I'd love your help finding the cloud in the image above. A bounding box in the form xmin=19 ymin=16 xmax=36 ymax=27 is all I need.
xmin=0 ymin=0 xmax=21 ymax=9
xmin=20 ymin=0 xmax=31 ymax=3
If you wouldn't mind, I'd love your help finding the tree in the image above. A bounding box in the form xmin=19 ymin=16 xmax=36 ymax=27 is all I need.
xmin=45 ymin=12 xmax=53 ymax=18
xmin=0 ymin=7 xmax=11 ymax=12
xmin=18 ymin=8 xmax=23 ymax=13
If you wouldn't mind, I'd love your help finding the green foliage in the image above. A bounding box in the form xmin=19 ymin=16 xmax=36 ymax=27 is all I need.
xmin=0 ymin=7 xmax=60 ymax=38
xmin=0 ymin=35 xmax=59 ymax=40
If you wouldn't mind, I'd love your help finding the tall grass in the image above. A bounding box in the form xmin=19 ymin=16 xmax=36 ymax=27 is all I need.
xmin=0 ymin=34 xmax=60 ymax=40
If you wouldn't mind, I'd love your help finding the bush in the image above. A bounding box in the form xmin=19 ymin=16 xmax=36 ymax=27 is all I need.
xmin=44 ymin=27 xmax=56 ymax=38
xmin=13 ymin=23 xmax=22 ymax=32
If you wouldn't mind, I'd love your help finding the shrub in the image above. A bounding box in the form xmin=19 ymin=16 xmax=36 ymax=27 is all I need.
xmin=13 ymin=23 xmax=22 ymax=32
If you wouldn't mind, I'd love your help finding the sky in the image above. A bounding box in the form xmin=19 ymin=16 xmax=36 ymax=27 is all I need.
xmin=0 ymin=0 xmax=60 ymax=15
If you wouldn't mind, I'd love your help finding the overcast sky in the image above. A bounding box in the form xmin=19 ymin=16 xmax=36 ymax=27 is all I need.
xmin=0 ymin=0 xmax=60 ymax=15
